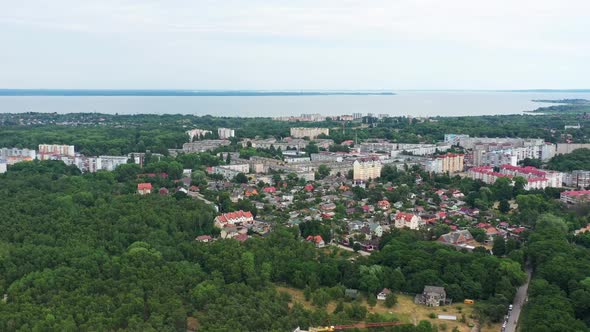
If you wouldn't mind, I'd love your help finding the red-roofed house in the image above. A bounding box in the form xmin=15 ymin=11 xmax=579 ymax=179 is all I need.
xmin=393 ymin=212 xmax=423 ymax=230
xmin=137 ymin=183 xmax=152 ymax=195
xmin=263 ymin=186 xmax=277 ymax=193
xmin=214 ymin=210 xmax=254 ymax=228
xmin=306 ymin=235 xmax=325 ymax=248
xmin=195 ymin=235 xmax=213 ymax=243
xmin=158 ymin=187 xmax=169 ymax=196
xmin=305 ymin=184 xmax=314 ymax=192
xmin=377 ymin=200 xmax=391 ymax=210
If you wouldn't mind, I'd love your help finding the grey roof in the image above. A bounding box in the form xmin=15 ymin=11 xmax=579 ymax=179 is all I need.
xmin=424 ymin=286 xmax=446 ymax=295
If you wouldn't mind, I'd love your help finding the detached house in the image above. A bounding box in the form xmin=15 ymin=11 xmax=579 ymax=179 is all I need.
xmin=438 ymin=230 xmax=474 ymax=245
xmin=137 ymin=183 xmax=152 ymax=195
xmin=306 ymin=235 xmax=325 ymax=248
xmin=377 ymin=288 xmax=391 ymax=301
xmin=393 ymin=212 xmax=423 ymax=230
xmin=415 ymin=286 xmax=447 ymax=307
xmin=377 ymin=200 xmax=391 ymax=210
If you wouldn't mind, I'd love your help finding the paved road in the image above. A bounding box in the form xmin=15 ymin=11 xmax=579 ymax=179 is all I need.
xmin=504 ymin=263 xmax=532 ymax=332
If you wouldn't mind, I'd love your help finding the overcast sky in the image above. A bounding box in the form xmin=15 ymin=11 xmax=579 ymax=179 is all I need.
xmin=1 ymin=0 xmax=589 ymax=90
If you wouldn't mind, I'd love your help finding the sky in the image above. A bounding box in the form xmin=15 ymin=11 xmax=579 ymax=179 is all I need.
xmin=0 ymin=0 xmax=589 ymax=90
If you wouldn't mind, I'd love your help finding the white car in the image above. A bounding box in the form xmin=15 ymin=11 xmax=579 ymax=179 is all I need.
xmin=509 ymin=304 xmax=513 ymax=310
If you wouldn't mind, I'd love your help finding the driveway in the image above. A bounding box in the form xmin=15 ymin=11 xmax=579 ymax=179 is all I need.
xmin=335 ymin=244 xmax=371 ymax=256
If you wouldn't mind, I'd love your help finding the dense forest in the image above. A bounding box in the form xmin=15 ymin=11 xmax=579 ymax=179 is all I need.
xmin=521 ymin=214 xmax=590 ymax=331
xmin=546 ymin=148 xmax=590 ymax=171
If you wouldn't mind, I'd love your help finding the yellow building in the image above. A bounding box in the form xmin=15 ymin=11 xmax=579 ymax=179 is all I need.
xmin=430 ymin=153 xmax=464 ymax=174
xmin=353 ymin=158 xmax=382 ymax=181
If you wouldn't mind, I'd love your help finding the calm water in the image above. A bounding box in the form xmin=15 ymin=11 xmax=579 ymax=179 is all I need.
xmin=0 ymin=91 xmax=589 ymax=117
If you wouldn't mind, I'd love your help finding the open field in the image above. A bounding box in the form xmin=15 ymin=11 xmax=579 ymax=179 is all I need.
xmin=276 ymin=285 xmax=501 ymax=332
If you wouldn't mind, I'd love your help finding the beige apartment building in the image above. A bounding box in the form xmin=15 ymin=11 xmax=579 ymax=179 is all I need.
xmin=353 ymin=158 xmax=382 ymax=181
xmin=290 ymin=127 xmax=329 ymax=139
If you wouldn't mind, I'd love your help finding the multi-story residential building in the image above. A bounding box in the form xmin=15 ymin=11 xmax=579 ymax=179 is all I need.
xmin=352 ymin=113 xmax=363 ymax=120
xmin=186 ymin=129 xmax=213 ymax=142
xmin=474 ymin=150 xmax=518 ymax=167
xmin=468 ymin=166 xmax=513 ymax=185
xmin=564 ymin=170 xmax=590 ymax=189
xmin=217 ymin=128 xmax=235 ymax=139
xmin=0 ymin=148 xmax=36 ymax=164
xmin=97 ymin=155 xmax=129 ymax=171
xmin=311 ymin=152 xmax=344 ymax=163
xmin=290 ymin=127 xmax=329 ymax=139
xmin=38 ymin=144 xmax=75 ymax=159
xmin=425 ymin=153 xmax=464 ymax=173
xmin=0 ymin=159 xmax=7 ymax=173
xmin=353 ymin=157 xmax=382 ymax=181
xmin=183 ymin=140 xmax=231 ymax=153
xmin=500 ymin=165 xmax=563 ymax=189
xmin=209 ymin=164 xmax=250 ymax=179
xmin=444 ymin=134 xmax=470 ymax=145
xmin=241 ymin=138 xmax=308 ymax=151
xmin=561 ymin=190 xmax=590 ymax=204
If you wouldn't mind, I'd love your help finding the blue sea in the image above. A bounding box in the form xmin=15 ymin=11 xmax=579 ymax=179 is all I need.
xmin=0 ymin=90 xmax=589 ymax=117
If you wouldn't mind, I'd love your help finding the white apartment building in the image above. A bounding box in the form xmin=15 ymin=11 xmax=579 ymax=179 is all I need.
xmin=186 ymin=129 xmax=213 ymax=142
xmin=217 ymin=128 xmax=235 ymax=139
xmin=210 ymin=164 xmax=250 ymax=179
xmin=564 ymin=170 xmax=590 ymax=189
xmin=0 ymin=159 xmax=7 ymax=173
xmin=500 ymin=165 xmax=563 ymax=189
xmin=97 ymin=155 xmax=129 ymax=171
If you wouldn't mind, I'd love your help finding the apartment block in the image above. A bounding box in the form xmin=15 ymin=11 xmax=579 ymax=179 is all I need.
xmin=290 ymin=127 xmax=329 ymax=139
xmin=353 ymin=158 xmax=382 ymax=181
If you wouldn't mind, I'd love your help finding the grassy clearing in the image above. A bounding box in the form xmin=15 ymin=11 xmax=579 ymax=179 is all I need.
xmin=276 ymin=285 xmax=501 ymax=332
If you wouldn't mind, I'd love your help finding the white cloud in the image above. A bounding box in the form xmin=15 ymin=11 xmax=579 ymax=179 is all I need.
xmin=0 ymin=0 xmax=588 ymax=88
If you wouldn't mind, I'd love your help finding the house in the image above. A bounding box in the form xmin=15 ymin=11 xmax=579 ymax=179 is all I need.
xmin=158 ymin=187 xmax=169 ymax=196
xmin=368 ymin=222 xmax=383 ymax=237
xmin=438 ymin=230 xmax=474 ymax=245
xmin=304 ymin=184 xmax=314 ymax=192
xmin=245 ymin=187 xmax=259 ymax=197
xmin=137 ymin=183 xmax=152 ymax=195
xmin=415 ymin=286 xmax=447 ymax=307
xmin=214 ymin=210 xmax=254 ymax=228
xmin=263 ymin=186 xmax=277 ymax=193
xmin=377 ymin=200 xmax=391 ymax=210
xmin=377 ymin=288 xmax=391 ymax=301
xmin=393 ymin=212 xmax=423 ymax=230
xmin=320 ymin=202 xmax=337 ymax=211
xmin=195 ymin=235 xmax=213 ymax=243
xmin=306 ymin=235 xmax=325 ymax=248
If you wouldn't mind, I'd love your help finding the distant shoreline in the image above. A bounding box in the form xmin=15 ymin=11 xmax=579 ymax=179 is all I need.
xmin=0 ymin=89 xmax=395 ymax=97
